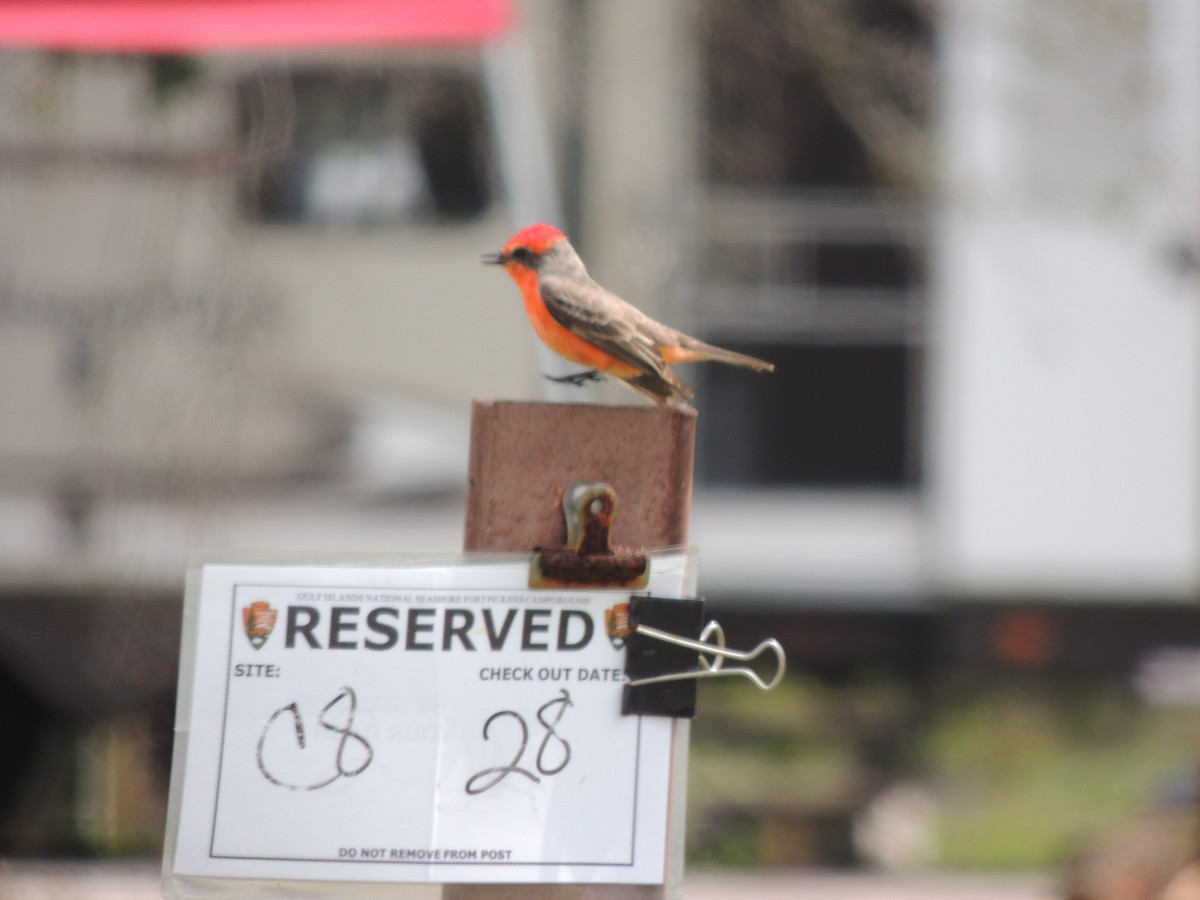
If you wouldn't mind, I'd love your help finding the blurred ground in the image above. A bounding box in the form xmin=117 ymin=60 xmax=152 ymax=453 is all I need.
xmin=0 ymin=861 xmax=1057 ymax=899
xmin=687 ymin=869 xmax=1057 ymax=899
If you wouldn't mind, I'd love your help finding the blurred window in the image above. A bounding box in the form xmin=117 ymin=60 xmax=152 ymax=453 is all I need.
xmin=237 ymin=65 xmax=494 ymax=226
xmin=694 ymin=0 xmax=931 ymax=488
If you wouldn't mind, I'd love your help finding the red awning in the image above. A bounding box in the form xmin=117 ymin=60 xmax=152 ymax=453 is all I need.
xmin=0 ymin=0 xmax=513 ymax=53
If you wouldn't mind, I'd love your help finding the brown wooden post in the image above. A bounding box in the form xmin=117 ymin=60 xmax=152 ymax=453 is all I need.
xmin=446 ymin=399 xmax=697 ymax=900
xmin=464 ymin=400 xmax=696 ymax=553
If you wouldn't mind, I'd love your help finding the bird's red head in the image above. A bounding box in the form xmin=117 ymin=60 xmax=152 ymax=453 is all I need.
xmin=503 ymin=223 xmax=566 ymax=257
xmin=482 ymin=222 xmax=569 ymax=281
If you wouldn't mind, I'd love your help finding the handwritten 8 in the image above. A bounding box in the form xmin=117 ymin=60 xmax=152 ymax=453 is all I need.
xmin=256 ymin=687 xmax=374 ymax=791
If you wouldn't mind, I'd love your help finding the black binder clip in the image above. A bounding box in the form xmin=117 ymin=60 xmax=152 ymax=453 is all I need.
xmin=622 ymin=595 xmax=786 ymax=718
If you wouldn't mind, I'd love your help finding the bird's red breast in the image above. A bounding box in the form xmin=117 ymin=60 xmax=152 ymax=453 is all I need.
xmin=507 ymin=262 xmax=636 ymax=374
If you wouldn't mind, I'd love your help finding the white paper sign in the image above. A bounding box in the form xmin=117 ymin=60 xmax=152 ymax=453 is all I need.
xmin=164 ymin=555 xmax=689 ymax=889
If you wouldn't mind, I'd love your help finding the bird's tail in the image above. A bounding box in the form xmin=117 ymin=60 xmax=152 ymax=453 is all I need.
xmin=625 ymin=368 xmax=695 ymax=407
xmin=670 ymin=339 xmax=775 ymax=372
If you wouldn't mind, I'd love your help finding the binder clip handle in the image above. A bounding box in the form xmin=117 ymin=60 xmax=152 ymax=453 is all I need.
xmin=628 ymin=622 xmax=786 ymax=691
xmin=621 ymin=596 xmax=787 ymax=718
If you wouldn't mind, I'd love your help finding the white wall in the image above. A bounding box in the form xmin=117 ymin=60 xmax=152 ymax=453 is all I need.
xmin=928 ymin=0 xmax=1200 ymax=597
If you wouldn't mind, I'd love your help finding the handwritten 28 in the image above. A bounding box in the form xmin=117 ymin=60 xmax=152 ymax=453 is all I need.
xmin=465 ymin=689 xmax=574 ymax=795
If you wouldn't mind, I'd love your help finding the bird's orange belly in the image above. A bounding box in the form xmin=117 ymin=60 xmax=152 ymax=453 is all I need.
xmin=522 ymin=291 xmax=638 ymax=377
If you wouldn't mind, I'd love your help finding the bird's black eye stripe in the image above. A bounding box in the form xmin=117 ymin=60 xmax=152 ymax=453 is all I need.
xmin=510 ymin=247 xmax=536 ymax=263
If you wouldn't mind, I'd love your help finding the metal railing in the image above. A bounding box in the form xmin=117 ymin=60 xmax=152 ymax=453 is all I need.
xmin=686 ymin=189 xmax=927 ymax=345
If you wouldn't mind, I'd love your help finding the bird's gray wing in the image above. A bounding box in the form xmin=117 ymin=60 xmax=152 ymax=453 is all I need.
xmin=538 ymin=276 xmax=669 ymax=378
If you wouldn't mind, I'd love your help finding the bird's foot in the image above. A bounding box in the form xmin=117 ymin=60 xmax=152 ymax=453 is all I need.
xmin=545 ymin=370 xmax=606 ymax=387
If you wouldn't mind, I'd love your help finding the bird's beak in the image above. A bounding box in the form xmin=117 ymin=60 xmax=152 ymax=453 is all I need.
xmin=480 ymin=251 xmax=507 ymax=266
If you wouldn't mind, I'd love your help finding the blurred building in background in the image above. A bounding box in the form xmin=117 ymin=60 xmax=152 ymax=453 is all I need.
xmin=0 ymin=0 xmax=1197 ymax=867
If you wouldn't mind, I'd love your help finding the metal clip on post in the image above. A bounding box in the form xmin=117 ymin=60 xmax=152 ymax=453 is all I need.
xmin=529 ymin=482 xmax=649 ymax=589
xmin=525 ymin=480 xmax=788 ymax=718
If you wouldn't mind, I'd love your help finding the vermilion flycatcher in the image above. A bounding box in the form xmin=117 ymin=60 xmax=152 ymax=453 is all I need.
xmin=483 ymin=223 xmax=774 ymax=405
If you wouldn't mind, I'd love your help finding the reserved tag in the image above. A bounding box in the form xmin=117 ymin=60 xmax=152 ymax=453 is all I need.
xmin=163 ymin=554 xmax=690 ymax=891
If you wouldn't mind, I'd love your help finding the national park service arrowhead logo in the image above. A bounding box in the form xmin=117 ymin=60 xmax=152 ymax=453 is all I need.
xmin=605 ymin=602 xmax=631 ymax=649
xmin=242 ymin=600 xmax=277 ymax=650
